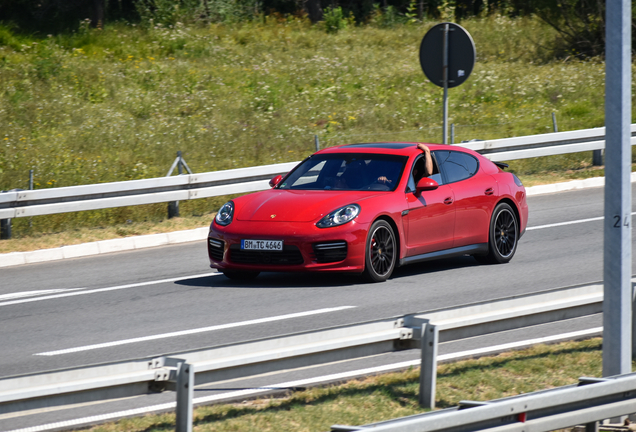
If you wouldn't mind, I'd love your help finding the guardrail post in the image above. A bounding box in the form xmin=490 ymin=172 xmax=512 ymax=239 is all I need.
xmin=419 ymin=321 xmax=438 ymax=409
xmin=166 ymin=151 xmax=193 ymax=219
xmin=168 ymin=201 xmax=180 ymax=219
xmin=592 ymin=150 xmax=604 ymax=166
xmin=175 ymin=360 xmax=193 ymax=432
xmin=585 ymin=421 xmax=599 ymax=432
xmin=0 ymin=218 xmax=11 ymax=240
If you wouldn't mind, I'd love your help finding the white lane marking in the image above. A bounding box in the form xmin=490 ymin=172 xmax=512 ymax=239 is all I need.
xmin=34 ymin=306 xmax=357 ymax=356
xmin=8 ymin=327 xmax=602 ymax=432
xmin=526 ymin=216 xmax=604 ymax=231
xmin=0 ymin=272 xmax=221 ymax=308
xmin=526 ymin=212 xmax=636 ymax=231
xmin=0 ymin=289 xmax=82 ymax=301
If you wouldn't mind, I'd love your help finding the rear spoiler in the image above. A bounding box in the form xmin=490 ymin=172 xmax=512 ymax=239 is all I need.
xmin=494 ymin=161 xmax=509 ymax=170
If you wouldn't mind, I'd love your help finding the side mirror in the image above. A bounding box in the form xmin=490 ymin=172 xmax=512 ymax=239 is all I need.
xmin=269 ymin=174 xmax=283 ymax=188
xmin=415 ymin=177 xmax=439 ymax=195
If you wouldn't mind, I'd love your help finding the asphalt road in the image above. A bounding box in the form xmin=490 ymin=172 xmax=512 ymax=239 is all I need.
xmin=0 ymin=185 xmax=632 ymax=431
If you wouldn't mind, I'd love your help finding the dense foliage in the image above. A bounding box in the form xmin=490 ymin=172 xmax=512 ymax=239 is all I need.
xmin=1 ymin=0 xmax=634 ymax=57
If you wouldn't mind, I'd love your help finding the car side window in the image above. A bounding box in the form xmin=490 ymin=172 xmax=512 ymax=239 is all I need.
xmin=407 ymin=154 xmax=443 ymax=192
xmin=434 ymin=150 xmax=479 ymax=184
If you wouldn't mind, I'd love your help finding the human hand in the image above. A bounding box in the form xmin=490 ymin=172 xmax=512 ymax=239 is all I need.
xmin=417 ymin=143 xmax=430 ymax=153
xmin=377 ymin=176 xmax=392 ymax=183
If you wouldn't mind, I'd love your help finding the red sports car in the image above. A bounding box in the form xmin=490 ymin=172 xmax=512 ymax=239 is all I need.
xmin=208 ymin=142 xmax=528 ymax=282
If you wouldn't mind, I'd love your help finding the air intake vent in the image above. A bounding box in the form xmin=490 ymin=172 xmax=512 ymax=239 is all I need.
xmin=313 ymin=241 xmax=347 ymax=263
xmin=208 ymin=238 xmax=225 ymax=261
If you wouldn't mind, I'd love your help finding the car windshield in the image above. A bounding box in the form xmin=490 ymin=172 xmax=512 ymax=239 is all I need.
xmin=278 ymin=153 xmax=407 ymax=191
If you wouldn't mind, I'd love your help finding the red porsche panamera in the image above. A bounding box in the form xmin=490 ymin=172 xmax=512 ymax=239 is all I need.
xmin=208 ymin=143 xmax=528 ymax=282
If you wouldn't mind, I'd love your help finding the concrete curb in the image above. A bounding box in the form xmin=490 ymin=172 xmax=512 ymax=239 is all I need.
xmin=1 ymin=175 xmax=632 ymax=268
xmin=1 ymin=227 xmax=209 ymax=268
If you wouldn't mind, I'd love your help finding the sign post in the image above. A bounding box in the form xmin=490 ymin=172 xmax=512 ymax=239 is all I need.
xmin=419 ymin=23 xmax=475 ymax=144
xmin=603 ymin=0 xmax=632 ymax=378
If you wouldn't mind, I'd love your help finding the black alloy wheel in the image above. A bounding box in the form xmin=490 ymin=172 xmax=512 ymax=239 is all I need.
xmin=476 ymin=202 xmax=518 ymax=264
xmin=364 ymin=220 xmax=397 ymax=282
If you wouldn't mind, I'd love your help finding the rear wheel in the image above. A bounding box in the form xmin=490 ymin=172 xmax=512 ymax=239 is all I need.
xmin=363 ymin=220 xmax=397 ymax=282
xmin=475 ymin=202 xmax=518 ymax=264
xmin=222 ymin=270 xmax=260 ymax=280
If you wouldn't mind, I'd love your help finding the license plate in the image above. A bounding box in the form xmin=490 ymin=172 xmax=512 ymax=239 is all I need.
xmin=241 ymin=239 xmax=283 ymax=251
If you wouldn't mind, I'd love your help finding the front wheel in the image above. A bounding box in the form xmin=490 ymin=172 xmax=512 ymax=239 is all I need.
xmin=475 ymin=202 xmax=518 ymax=264
xmin=363 ymin=220 xmax=397 ymax=282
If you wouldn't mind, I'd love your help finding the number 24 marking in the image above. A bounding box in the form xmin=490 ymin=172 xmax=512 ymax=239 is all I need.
xmin=613 ymin=215 xmax=630 ymax=228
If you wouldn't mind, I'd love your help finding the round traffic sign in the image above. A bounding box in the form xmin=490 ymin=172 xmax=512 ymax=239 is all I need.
xmin=419 ymin=22 xmax=475 ymax=88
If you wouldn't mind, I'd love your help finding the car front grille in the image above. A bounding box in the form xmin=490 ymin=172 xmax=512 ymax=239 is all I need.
xmin=208 ymin=238 xmax=225 ymax=261
xmin=313 ymin=241 xmax=348 ymax=263
xmin=229 ymin=244 xmax=304 ymax=265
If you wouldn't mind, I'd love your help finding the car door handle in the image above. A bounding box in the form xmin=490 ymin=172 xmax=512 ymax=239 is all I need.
xmin=485 ymin=188 xmax=494 ymax=196
xmin=444 ymin=197 xmax=453 ymax=205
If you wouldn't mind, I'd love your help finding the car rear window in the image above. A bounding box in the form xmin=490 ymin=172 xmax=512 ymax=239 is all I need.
xmin=434 ymin=150 xmax=479 ymax=184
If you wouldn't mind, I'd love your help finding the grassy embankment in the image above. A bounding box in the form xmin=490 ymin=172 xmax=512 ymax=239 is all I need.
xmin=0 ymin=15 xmax=634 ymax=253
xmin=78 ymin=338 xmax=623 ymax=432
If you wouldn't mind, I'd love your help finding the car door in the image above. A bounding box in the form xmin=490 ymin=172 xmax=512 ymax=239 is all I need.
xmin=403 ymin=154 xmax=456 ymax=256
xmin=435 ymin=150 xmax=498 ymax=248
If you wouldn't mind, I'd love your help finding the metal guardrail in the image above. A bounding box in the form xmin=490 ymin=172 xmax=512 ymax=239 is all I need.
xmin=0 ymin=281 xmax=611 ymax=431
xmin=332 ymin=372 xmax=636 ymax=432
xmin=0 ymin=162 xmax=300 ymax=220
xmin=460 ymin=124 xmax=636 ymax=161
xmin=405 ymin=282 xmax=604 ymax=408
xmin=1 ymin=125 xmax=635 ymax=221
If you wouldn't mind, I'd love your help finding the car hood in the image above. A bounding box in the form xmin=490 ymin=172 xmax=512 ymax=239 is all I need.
xmin=235 ymin=189 xmax=385 ymax=222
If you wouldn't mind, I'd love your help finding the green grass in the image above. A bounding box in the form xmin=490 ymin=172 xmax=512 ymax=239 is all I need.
xmin=0 ymin=15 xmax=634 ymax=238
xmin=81 ymin=338 xmax=612 ymax=432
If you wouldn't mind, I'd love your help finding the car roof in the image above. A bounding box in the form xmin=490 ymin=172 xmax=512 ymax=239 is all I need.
xmin=317 ymin=142 xmax=469 ymax=157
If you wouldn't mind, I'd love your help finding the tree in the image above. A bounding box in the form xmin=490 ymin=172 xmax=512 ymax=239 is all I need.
xmin=530 ymin=0 xmax=606 ymax=58
xmin=305 ymin=0 xmax=323 ymax=22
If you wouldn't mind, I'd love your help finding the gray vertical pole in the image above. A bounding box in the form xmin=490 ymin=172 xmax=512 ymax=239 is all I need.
xmin=634 ymin=280 xmax=636 ymax=360
xmin=0 ymin=218 xmax=11 ymax=240
xmin=168 ymin=151 xmax=182 ymax=219
xmin=450 ymin=123 xmax=455 ymax=145
xmin=29 ymin=169 xmax=34 ymax=229
xmin=442 ymin=23 xmax=449 ymax=145
xmin=419 ymin=322 xmax=438 ymax=409
xmin=603 ymin=0 xmax=632 ymax=379
xmin=585 ymin=422 xmax=599 ymax=432
xmin=175 ymin=361 xmax=193 ymax=432
xmin=177 ymin=151 xmax=184 ymax=175
xmin=552 ymin=112 xmax=558 ymax=132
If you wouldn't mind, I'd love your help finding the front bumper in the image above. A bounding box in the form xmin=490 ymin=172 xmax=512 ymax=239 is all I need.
xmin=207 ymin=220 xmax=369 ymax=273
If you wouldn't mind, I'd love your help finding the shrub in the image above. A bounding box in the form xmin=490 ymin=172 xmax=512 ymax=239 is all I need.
xmin=322 ymin=7 xmax=351 ymax=33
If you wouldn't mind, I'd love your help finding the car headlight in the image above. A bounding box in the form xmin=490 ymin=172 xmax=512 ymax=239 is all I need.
xmin=215 ymin=201 xmax=234 ymax=226
xmin=316 ymin=204 xmax=360 ymax=228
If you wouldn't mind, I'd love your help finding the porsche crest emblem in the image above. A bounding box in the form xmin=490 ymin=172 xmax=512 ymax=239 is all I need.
xmin=271 ymin=214 xmax=276 ymax=218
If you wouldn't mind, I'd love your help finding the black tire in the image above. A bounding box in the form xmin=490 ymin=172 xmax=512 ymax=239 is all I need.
xmin=363 ymin=220 xmax=397 ymax=282
xmin=222 ymin=270 xmax=260 ymax=280
xmin=476 ymin=202 xmax=518 ymax=264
